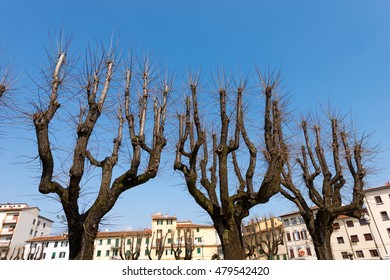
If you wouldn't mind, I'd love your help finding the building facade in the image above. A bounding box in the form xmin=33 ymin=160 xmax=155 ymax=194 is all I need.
xmin=243 ymin=217 xmax=287 ymax=260
xmin=363 ymin=183 xmax=390 ymax=259
xmin=25 ymin=212 xmax=221 ymax=260
xmin=0 ymin=203 xmax=53 ymax=259
xmin=280 ymin=210 xmax=317 ymax=260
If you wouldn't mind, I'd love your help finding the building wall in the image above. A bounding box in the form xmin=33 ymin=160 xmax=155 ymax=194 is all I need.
xmin=364 ymin=185 xmax=390 ymax=259
xmin=281 ymin=213 xmax=316 ymax=260
xmin=331 ymin=216 xmax=381 ymax=260
xmin=0 ymin=203 xmax=53 ymax=259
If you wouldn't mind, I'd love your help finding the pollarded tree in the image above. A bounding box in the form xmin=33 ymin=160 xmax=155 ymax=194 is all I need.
xmin=243 ymin=216 xmax=284 ymax=260
xmin=280 ymin=113 xmax=369 ymax=259
xmin=32 ymin=40 xmax=170 ymax=259
xmin=170 ymin=228 xmax=194 ymax=260
xmin=174 ymin=72 xmax=287 ymax=260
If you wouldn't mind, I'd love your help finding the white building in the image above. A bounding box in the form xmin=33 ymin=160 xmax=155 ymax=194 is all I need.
xmin=331 ymin=213 xmax=381 ymax=260
xmin=25 ymin=212 xmax=221 ymax=260
xmin=363 ymin=183 xmax=390 ymax=259
xmin=0 ymin=203 xmax=53 ymax=259
xmin=280 ymin=210 xmax=316 ymax=260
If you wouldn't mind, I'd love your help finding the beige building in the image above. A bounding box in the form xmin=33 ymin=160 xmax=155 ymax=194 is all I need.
xmin=25 ymin=212 xmax=221 ymax=260
xmin=0 ymin=203 xmax=53 ymax=259
xmin=243 ymin=217 xmax=287 ymax=260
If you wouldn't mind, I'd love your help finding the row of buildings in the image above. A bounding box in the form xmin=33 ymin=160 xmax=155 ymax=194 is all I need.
xmin=1 ymin=183 xmax=389 ymax=260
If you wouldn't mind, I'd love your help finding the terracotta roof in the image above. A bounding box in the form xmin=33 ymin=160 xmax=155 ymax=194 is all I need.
xmin=176 ymin=223 xmax=214 ymax=229
xmin=96 ymin=229 xmax=152 ymax=238
xmin=363 ymin=184 xmax=390 ymax=193
xmin=27 ymin=235 xmax=67 ymax=243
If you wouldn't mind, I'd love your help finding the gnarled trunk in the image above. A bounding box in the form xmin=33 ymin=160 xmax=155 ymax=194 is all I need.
xmin=214 ymin=217 xmax=246 ymax=260
xmin=310 ymin=223 xmax=334 ymax=260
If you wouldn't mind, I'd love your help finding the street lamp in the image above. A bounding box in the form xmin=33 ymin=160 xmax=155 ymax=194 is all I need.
xmin=363 ymin=213 xmax=383 ymax=260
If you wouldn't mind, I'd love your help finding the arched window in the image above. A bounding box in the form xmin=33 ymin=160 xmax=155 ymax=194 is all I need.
xmin=293 ymin=230 xmax=300 ymax=241
xmin=301 ymin=229 xmax=308 ymax=240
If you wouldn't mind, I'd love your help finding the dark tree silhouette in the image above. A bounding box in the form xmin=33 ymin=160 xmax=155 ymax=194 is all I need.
xmin=174 ymin=72 xmax=287 ymax=259
xmin=280 ymin=113 xmax=369 ymax=259
xmin=32 ymin=39 xmax=170 ymax=259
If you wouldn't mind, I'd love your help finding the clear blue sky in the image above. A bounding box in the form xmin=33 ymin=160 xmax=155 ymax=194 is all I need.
xmin=1 ymin=0 xmax=389 ymax=233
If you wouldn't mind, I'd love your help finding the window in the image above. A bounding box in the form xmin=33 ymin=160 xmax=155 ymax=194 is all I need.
xmin=286 ymin=232 xmax=291 ymax=242
xmin=51 ymin=252 xmax=56 ymax=259
xmin=97 ymin=250 xmax=101 ymax=257
xmin=107 ymin=239 xmax=111 ymax=245
xmin=43 ymin=223 xmax=46 ymax=228
xmin=167 ymin=220 xmax=173 ymax=225
xmin=29 ymin=229 xmax=33 ymax=235
xmin=195 ymin=237 xmax=203 ymax=243
xmin=359 ymin=218 xmax=368 ymax=226
xmin=289 ymin=248 xmax=295 ymax=259
xmin=291 ymin=217 xmax=297 ymax=225
xmin=375 ymin=196 xmax=383 ymax=204
xmin=98 ymin=239 xmax=103 ymax=245
xmin=346 ymin=221 xmax=354 ymax=227
xmin=127 ymin=239 xmax=131 ymax=245
xmin=387 ymin=228 xmax=390 ymax=238
xmin=37 ymin=221 xmax=40 ymax=226
xmin=341 ymin=252 xmax=349 ymax=259
xmin=54 ymin=241 xmax=58 ymax=247
xmin=350 ymin=235 xmax=359 ymax=243
xmin=369 ymin=249 xmax=379 ymax=257
xmin=380 ymin=211 xmax=389 ymax=221
xmin=306 ymin=247 xmax=312 ymax=256
xmin=301 ymin=230 xmax=308 ymax=240
xmin=196 ymin=228 xmax=200 ymax=233
xmin=293 ymin=230 xmax=300 ymax=241
xmin=167 ymin=238 xmax=172 ymax=244
xmin=197 ymin=248 xmax=201 ymax=254
xmin=32 ymin=219 xmax=36 ymax=225
xmin=333 ymin=223 xmax=340 ymax=230
xmin=146 ymin=237 xmax=150 ymax=244
xmin=115 ymin=239 xmax=119 ymax=247
xmin=356 ymin=250 xmax=364 ymax=258
xmin=59 ymin=252 xmax=66 ymax=258
xmin=157 ymin=220 xmax=163 ymax=225
xmin=364 ymin=233 xmax=373 ymax=241
xmin=105 ymin=250 xmax=110 ymax=256
xmin=283 ymin=219 xmax=290 ymax=227
xmin=299 ymin=217 xmax=305 ymax=224
xmin=337 ymin=237 xmax=344 ymax=244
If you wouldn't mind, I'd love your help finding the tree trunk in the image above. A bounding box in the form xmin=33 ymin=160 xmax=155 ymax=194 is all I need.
xmin=310 ymin=222 xmax=334 ymax=260
xmin=68 ymin=223 xmax=98 ymax=260
xmin=214 ymin=218 xmax=246 ymax=260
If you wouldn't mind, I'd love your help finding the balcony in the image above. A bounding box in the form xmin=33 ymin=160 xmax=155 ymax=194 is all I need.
xmin=0 ymin=241 xmax=11 ymax=248
xmin=0 ymin=229 xmax=14 ymax=236
xmin=2 ymin=219 xmax=18 ymax=225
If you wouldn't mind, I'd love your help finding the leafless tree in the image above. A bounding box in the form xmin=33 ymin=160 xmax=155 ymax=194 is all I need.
xmin=280 ymin=112 xmax=369 ymax=259
xmin=174 ymin=71 xmax=287 ymax=259
xmin=243 ymin=217 xmax=284 ymax=260
xmin=32 ymin=39 xmax=170 ymax=259
xmin=170 ymin=228 xmax=194 ymax=260
xmin=119 ymin=232 xmax=145 ymax=260
xmin=145 ymin=230 xmax=169 ymax=260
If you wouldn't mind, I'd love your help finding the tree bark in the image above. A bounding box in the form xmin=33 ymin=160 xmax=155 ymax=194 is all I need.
xmin=214 ymin=218 xmax=246 ymax=260
xmin=310 ymin=219 xmax=334 ymax=260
